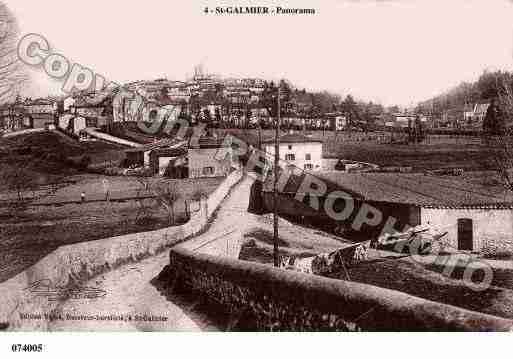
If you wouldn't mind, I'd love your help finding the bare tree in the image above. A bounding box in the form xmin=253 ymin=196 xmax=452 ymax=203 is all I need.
xmin=482 ymin=75 xmax=513 ymax=191
xmin=0 ymin=3 xmax=27 ymax=104
xmin=132 ymin=176 xmax=154 ymax=224
xmin=153 ymin=182 xmax=181 ymax=225
xmin=0 ymin=162 xmax=37 ymax=210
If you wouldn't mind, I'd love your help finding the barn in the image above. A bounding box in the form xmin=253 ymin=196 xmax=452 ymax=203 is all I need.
xmin=261 ymin=172 xmax=513 ymax=256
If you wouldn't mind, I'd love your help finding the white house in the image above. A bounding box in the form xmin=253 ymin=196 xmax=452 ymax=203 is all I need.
xmin=263 ymin=132 xmax=323 ymax=172
xmin=63 ymin=96 xmax=76 ymax=112
xmin=463 ymin=102 xmax=490 ymax=128
xmin=421 ymin=205 xmax=513 ymax=256
xmin=334 ymin=116 xmax=347 ymax=131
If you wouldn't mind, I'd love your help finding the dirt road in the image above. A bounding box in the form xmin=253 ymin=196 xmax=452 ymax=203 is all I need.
xmin=49 ymin=174 xmax=352 ymax=331
xmin=49 ymin=175 xmax=257 ymax=331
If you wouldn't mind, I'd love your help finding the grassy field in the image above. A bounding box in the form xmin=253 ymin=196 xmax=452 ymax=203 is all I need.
xmin=219 ymin=129 xmax=494 ymax=171
xmin=0 ymin=130 xmax=224 ymax=284
xmin=93 ymin=126 xmax=493 ymax=172
xmin=0 ymin=131 xmax=128 ymax=182
xmin=0 ymin=131 xmax=227 ymax=283
xmin=0 ymin=175 xmax=223 ymax=283
xmin=240 ymin=226 xmax=513 ymax=319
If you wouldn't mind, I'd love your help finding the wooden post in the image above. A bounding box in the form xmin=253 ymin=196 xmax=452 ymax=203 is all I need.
xmin=273 ymin=84 xmax=281 ymax=267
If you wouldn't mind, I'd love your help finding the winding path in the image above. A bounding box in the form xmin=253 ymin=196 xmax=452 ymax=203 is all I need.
xmin=49 ymin=175 xmax=257 ymax=331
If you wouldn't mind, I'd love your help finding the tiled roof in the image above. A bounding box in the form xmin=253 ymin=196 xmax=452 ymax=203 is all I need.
xmin=151 ymin=147 xmax=187 ymax=157
xmin=191 ymin=136 xmax=230 ymax=149
xmin=73 ymin=91 xmax=112 ymax=107
xmin=262 ymin=133 xmax=322 ymax=144
xmin=320 ymin=173 xmax=513 ymax=207
xmin=474 ymin=103 xmax=490 ymax=114
xmin=24 ymin=98 xmax=55 ymax=106
xmin=264 ymin=172 xmax=513 ymax=207
xmin=125 ymin=138 xmax=185 ymax=153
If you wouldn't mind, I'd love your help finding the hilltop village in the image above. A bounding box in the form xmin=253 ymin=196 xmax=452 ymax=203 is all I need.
xmin=2 ymin=66 xmax=513 ymax=331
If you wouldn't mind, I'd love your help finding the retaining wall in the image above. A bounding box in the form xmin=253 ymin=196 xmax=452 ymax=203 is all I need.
xmin=83 ymin=128 xmax=142 ymax=148
xmin=0 ymin=169 xmax=243 ymax=331
xmin=165 ymin=247 xmax=513 ymax=331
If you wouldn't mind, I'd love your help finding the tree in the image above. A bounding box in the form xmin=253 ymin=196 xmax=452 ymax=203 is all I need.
xmin=340 ymin=95 xmax=361 ymax=130
xmin=259 ymin=80 xmax=294 ymax=119
xmin=202 ymin=108 xmax=212 ymax=126
xmin=214 ymin=107 xmax=222 ymax=128
xmin=153 ymin=182 xmax=181 ymax=225
xmin=132 ymin=176 xmax=154 ymax=225
xmin=482 ymin=75 xmax=513 ymax=191
xmin=0 ymin=162 xmax=37 ymax=210
xmin=483 ymin=98 xmax=505 ymax=135
xmin=0 ymin=3 xmax=27 ymax=103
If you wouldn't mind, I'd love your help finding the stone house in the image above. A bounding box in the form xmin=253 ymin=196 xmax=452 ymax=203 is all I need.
xmin=188 ymin=137 xmax=234 ymax=178
xmin=149 ymin=147 xmax=187 ymax=177
xmin=261 ymin=172 xmax=513 ymax=255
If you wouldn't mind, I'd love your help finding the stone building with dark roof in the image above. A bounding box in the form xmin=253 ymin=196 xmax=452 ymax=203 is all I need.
xmin=261 ymin=172 xmax=513 ymax=255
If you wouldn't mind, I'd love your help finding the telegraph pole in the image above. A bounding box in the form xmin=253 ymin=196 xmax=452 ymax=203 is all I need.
xmin=273 ymin=84 xmax=281 ymax=267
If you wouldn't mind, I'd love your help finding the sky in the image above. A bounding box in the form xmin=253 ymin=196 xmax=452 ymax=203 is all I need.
xmin=5 ymin=0 xmax=513 ymax=106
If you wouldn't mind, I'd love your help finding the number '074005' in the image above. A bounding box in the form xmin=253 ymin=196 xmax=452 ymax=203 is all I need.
xmin=11 ymin=344 xmax=44 ymax=352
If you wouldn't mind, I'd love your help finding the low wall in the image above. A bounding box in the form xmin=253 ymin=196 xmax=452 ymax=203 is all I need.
xmin=2 ymin=128 xmax=46 ymax=138
xmin=83 ymin=128 xmax=141 ymax=148
xmin=206 ymin=170 xmax=244 ymax=219
xmin=166 ymin=247 xmax=513 ymax=331
xmin=0 ymin=169 xmax=243 ymax=331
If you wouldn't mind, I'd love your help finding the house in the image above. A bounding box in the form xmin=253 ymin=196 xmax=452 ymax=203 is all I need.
xmin=262 ymin=132 xmax=323 ymax=172
xmin=393 ymin=114 xmax=415 ymax=128
xmin=124 ymin=138 xmax=186 ymax=169
xmin=149 ymin=147 xmax=188 ymax=177
xmin=462 ymin=102 xmax=490 ymax=128
xmin=325 ymin=113 xmax=347 ymax=131
xmin=262 ymin=172 xmax=513 ymax=256
xmin=70 ymin=91 xmax=113 ymax=128
xmin=463 ymin=104 xmax=474 ymax=124
xmin=22 ymin=98 xmax=58 ymax=129
xmin=68 ymin=116 xmax=87 ymax=135
xmin=188 ymin=137 xmax=234 ymax=178
xmin=0 ymin=103 xmax=25 ymax=131
xmin=334 ymin=116 xmax=347 ymax=131
xmin=473 ymin=103 xmax=490 ymax=126
xmin=63 ymin=96 xmax=76 ymax=112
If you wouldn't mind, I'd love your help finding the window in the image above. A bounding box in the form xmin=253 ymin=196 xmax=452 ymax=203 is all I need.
xmin=304 ymin=163 xmax=313 ymax=170
xmin=288 ymin=145 xmax=292 ymax=150
xmin=305 ymin=153 xmax=311 ymax=160
xmin=202 ymin=167 xmax=215 ymax=176
xmin=285 ymin=153 xmax=295 ymax=161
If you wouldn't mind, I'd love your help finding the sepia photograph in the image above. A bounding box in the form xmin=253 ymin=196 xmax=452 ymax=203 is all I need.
xmin=0 ymin=1 xmax=513 ymax=352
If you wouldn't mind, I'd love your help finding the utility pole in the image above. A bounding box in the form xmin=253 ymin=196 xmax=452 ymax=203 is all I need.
xmin=273 ymin=84 xmax=281 ymax=267
xmin=257 ymin=116 xmax=262 ymax=150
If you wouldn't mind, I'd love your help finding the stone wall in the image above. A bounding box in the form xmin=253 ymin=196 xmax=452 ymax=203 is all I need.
xmin=0 ymin=169 xmax=243 ymax=331
xmin=165 ymin=247 xmax=513 ymax=331
xmin=83 ymin=128 xmax=141 ymax=148
xmin=421 ymin=207 xmax=513 ymax=255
